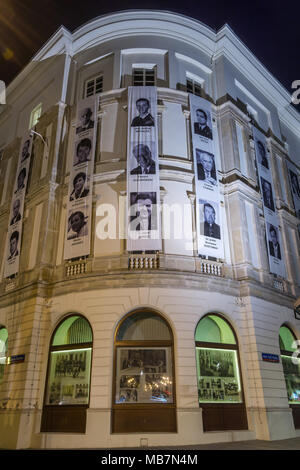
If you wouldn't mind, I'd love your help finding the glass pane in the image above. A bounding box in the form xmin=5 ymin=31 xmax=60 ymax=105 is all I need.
xmin=196 ymin=347 xmax=243 ymax=403
xmin=52 ymin=316 xmax=92 ymax=346
xmin=117 ymin=312 xmax=171 ymax=341
xmin=195 ymin=315 xmax=236 ymax=344
xmin=279 ymin=326 xmax=297 ymax=352
xmin=46 ymin=347 xmax=92 ymax=405
xmin=115 ymin=347 xmax=173 ymax=404
xmin=281 ymin=355 xmax=300 ymax=404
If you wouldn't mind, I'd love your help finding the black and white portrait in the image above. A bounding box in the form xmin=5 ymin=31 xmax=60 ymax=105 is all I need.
xmin=201 ymin=201 xmax=221 ymax=240
xmin=261 ymin=177 xmax=275 ymax=211
xmin=256 ymin=140 xmax=269 ymax=169
xmin=289 ymin=170 xmax=300 ymax=199
xmin=10 ymin=198 xmax=22 ymax=225
xmin=129 ymin=192 xmax=157 ymax=231
xmin=268 ymin=223 xmax=281 ymax=260
xmin=76 ymin=107 xmax=94 ymax=134
xmin=130 ymin=143 xmax=156 ymax=175
xmin=15 ymin=167 xmax=26 ymax=193
xmin=194 ymin=108 xmax=213 ymax=140
xmin=74 ymin=138 xmax=92 ymax=166
xmin=8 ymin=230 xmax=19 ymax=260
xmin=131 ymin=98 xmax=155 ymax=127
xmin=67 ymin=210 xmax=89 ymax=239
xmin=70 ymin=172 xmax=89 ymax=201
xmin=20 ymin=139 xmax=30 ymax=163
xmin=196 ymin=149 xmax=217 ymax=185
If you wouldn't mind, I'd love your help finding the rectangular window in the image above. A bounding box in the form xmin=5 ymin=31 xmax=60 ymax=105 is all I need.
xmin=85 ymin=75 xmax=103 ymax=98
xmin=186 ymin=78 xmax=202 ymax=97
xmin=115 ymin=347 xmax=173 ymax=404
xmin=45 ymin=347 xmax=92 ymax=405
xmin=235 ymin=121 xmax=248 ymax=177
xmin=132 ymin=68 xmax=156 ymax=86
xmin=196 ymin=347 xmax=243 ymax=403
xmin=29 ymin=103 xmax=42 ymax=129
xmin=281 ymin=355 xmax=300 ymax=404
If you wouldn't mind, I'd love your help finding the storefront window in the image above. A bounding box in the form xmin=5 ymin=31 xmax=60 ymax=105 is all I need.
xmin=279 ymin=326 xmax=300 ymax=405
xmin=0 ymin=327 xmax=8 ymax=383
xmin=114 ymin=311 xmax=174 ymax=405
xmin=195 ymin=315 xmax=243 ymax=404
xmin=45 ymin=316 xmax=92 ymax=406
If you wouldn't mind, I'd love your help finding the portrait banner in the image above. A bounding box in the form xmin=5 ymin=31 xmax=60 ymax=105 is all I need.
xmin=63 ymin=95 xmax=98 ymax=260
xmin=286 ymin=160 xmax=300 ymax=220
xmin=127 ymin=86 xmax=161 ymax=251
xmin=4 ymin=132 xmax=33 ymax=278
xmin=189 ymin=94 xmax=224 ymax=258
xmin=253 ymin=127 xmax=285 ymax=278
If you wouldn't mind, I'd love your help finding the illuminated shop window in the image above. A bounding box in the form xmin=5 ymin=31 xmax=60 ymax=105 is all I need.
xmin=112 ymin=310 xmax=176 ymax=433
xmin=195 ymin=315 xmax=243 ymax=404
xmin=45 ymin=315 xmax=92 ymax=405
xmin=132 ymin=68 xmax=156 ymax=86
xmin=84 ymin=75 xmax=103 ymax=98
xmin=279 ymin=325 xmax=300 ymax=405
xmin=0 ymin=327 xmax=8 ymax=383
xmin=29 ymin=103 xmax=42 ymax=129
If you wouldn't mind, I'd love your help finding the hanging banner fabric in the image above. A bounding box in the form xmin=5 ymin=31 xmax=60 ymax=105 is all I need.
xmin=127 ymin=86 xmax=161 ymax=251
xmin=63 ymin=96 xmax=98 ymax=260
xmin=189 ymin=94 xmax=224 ymax=258
xmin=4 ymin=133 xmax=33 ymax=278
xmin=286 ymin=160 xmax=300 ymax=220
xmin=253 ymin=127 xmax=286 ymax=278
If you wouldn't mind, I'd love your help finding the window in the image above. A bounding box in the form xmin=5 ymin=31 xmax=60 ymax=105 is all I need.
xmin=279 ymin=325 xmax=300 ymax=428
xmin=186 ymin=78 xmax=202 ymax=97
xmin=132 ymin=68 xmax=156 ymax=86
xmin=84 ymin=75 xmax=103 ymax=98
xmin=29 ymin=103 xmax=42 ymax=129
xmin=195 ymin=314 xmax=247 ymax=431
xmin=112 ymin=309 xmax=176 ymax=433
xmin=41 ymin=315 xmax=93 ymax=433
xmin=0 ymin=327 xmax=8 ymax=383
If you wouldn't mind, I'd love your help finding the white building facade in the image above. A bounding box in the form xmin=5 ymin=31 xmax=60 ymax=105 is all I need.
xmin=0 ymin=10 xmax=300 ymax=449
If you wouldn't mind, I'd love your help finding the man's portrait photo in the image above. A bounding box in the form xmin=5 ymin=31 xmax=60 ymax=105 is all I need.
xmin=202 ymin=202 xmax=221 ymax=240
xmin=130 ymin=144 xmax=156 ymax=175
xmin=15 ymin=168 xmax=26 ymax=193
xmin=70 ymin=172 xmax=89 ymax=201
xmin=8 ymin=230 xmax=19 ymax=260
xmin=131 ymin=98 xmax=155 ymax=127
xmin=196 ymin=149 xmax=217 ymax=185
xmin=268 ymin=224 xmax=281 ymax=260
xmin=194 ymin=108 xmax=213 ymax=140
xmin=10 ymin=199 xmax=22 ymax=225
xmin=129 ymin=192 xmax=157 ymax=231
xmin=261 ymin=177 xmax=275 ymax=211
xmin=289 ymin=170 xmax=300 ymax=199
xmin=74 ymin=138 xmax=92 ymax=166
xmin=67 ymin=210 xmax=89 ymax=239
xmin=76 ymin=107 xmax=94 ymax=134
xmin=20 ymin=139 xmax=30 ymax=163
xmin=256 ymin=140 xmax=269 ymax=169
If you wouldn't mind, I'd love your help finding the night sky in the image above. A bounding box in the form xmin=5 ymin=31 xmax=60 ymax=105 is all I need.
xmin=0 ymin=0 xmax=299 ymax=110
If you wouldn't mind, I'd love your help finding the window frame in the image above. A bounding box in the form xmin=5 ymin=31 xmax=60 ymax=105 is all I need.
xmin=84 ymin=74 xmax=103 ymax=98
xmin=132 ymin=67 xmax=156 ymax=87
xmin=29 ymin=103 xmax=42 ymax=129
xmin=41 ymin=314 xmax=93 ymax=433
xmin=186 ymin=77 xmax=202 ymax=97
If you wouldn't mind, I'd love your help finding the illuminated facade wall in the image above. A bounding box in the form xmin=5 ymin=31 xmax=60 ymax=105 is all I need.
xmin=0 ymin=10 xmax=299 ymax=449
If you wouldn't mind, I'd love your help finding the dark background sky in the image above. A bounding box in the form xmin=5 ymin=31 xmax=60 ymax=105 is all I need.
xmin=0 ymin=0 xmax=299 ymax=110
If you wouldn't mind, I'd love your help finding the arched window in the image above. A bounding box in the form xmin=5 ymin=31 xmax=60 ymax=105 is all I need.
xmin=41 ymin=315 xmax=93 ymax=433
xmin=0 ymin=327 xmax=8 ymax=383
xmin=195 ymin=314 xmax=247 ymax=431
xmin=279 ymin=325 xmax=300 ymax=428
xmin=112 ymin=309 xmax=176 ymax=433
